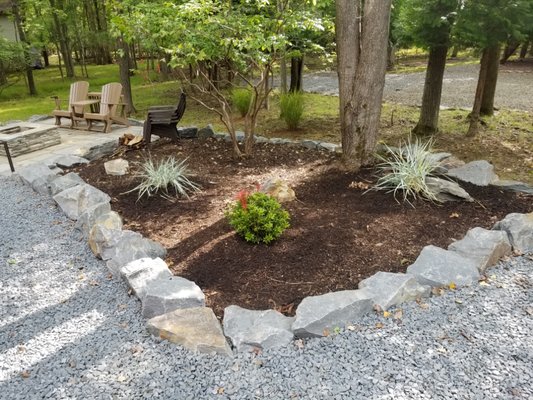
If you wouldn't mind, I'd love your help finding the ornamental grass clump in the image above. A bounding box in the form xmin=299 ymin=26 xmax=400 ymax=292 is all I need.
xmin=371 ymin=138 xmax=440 ymax=206
xmin=226 ymin=190 xmax=290 ymax=244
xmin=279 ymin=92 xmax=304 ymax=130
xmin=231 ymin=88 xmax=253 ymax=117
xmin=127 ymin=156 xmax=200 ymax=201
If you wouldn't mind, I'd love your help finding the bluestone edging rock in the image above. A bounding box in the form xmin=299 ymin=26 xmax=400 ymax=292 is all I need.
xmin=49 ymin=172 xmax=85 ymax=196
xmin=292 ymin=290 xmax=374 ymax=338
xmin=492 ymin=212 xmax=533 ymax=253
xmin=76 ymin=202 xmax=114 ymax=237
xmin=17 ymin=162 xmax=60 ymax=195
xmin=141 ymin=277 xmax=205 ymax=319
xmin=120 ymin=257 xmax=173 ymax=300
xmin=147 ymin=307 xmax=232 ymax=357
xmin=358 ymin=272 xmax=430 ymax=310
xmin=223 ymin=305 xmax=294 ymax=352
xmin=53 ymin=183 xmax=110 ymax=220
xmin=448 ymin=227 xmax=512 ymax=272
xmin=407 ymin=245 xmax=480 ymax=287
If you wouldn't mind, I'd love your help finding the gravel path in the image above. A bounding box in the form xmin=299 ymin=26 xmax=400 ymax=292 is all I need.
xmin=300 ymin=64 xmax=533 ymax=111
xmin=1 ymin=176 xmax=532 ymax=400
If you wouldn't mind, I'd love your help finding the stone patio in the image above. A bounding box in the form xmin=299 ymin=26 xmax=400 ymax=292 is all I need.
xmin=0 ymin=117 xmax=142 ymax=176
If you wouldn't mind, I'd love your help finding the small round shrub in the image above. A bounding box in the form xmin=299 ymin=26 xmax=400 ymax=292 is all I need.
xmin=226 ymin=192 xmax=290 ymax=244
xmin=279 ymin=92 xmax=304 ymax=130
xmin=231 ymin=88 xmax=253 ymax=117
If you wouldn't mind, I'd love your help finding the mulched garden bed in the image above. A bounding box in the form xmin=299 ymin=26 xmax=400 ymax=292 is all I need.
xmin=73 ymin=137 xmax=532 ymax=318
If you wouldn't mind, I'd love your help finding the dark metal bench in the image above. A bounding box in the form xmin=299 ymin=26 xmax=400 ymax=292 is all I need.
xmin=143 ymin=92 xmax=186 ymax=144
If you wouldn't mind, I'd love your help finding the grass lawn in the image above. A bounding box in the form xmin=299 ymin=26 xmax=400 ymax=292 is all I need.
xmin=1 ymin=60 xmax=531 ymax=184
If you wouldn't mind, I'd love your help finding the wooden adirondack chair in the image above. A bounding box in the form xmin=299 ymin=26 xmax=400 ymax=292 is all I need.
xmin=51 ymin=81 xmax=89 ymax=127
xmin=143 ymin=92 xmax=186 ymax=144
xmin=84 ymin=83 xmax=123 ymax=133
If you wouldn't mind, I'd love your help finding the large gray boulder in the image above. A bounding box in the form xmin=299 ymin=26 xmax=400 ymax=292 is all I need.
xmin=223 ymin=305 xmax=294 ymax=352
xmin=105 ymin=231 xmax=167 ymax=274
xmin=292 ymin=290 xmax=373 ymax=338
xmin=425 ymin=177 xmax=473 ymax=202
xmin=120 ymin=257 xmax=173 ymax=300
xmin=76 ymin=203 xmax=113 ymax=236
xmin=447 ymin=160 xmax=499 ymax=186
xmin=81 ymin=139 xmax=119 ymax=161
xmin=178 ymin=127 xmax=198 ymax=139
xmin=358 ymin=272 xmax=430 ymax=310
xmin=53 ymin=183 xmax=110 ymax=220
xmin=141 ymin=277 xmax=205 ymax=319
xmin=448 ymin=227 xmax=512 ymax=272
xmin=406 ymin=245 xmax=480 ymax=287
xmin=197 ymin=124 xmax=215 ymax=139
xmin=492 ymin=212 xmax=533 ymax=253
xmin=17 ymin=162 xmax=60 ymax=195
xmin=147 ymin=307 xmax=232 ymax=356
xmin=88 ymin=224 xmax=125 ymax=260
xmin=49 ymin=172 xmax=85 ymax=196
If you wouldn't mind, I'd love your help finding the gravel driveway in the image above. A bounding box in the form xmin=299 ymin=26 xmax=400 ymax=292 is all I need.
xmin=300 ymin=63 xmax=533 ymax=111
xmin=1 ymin=176 xmax=532 ymax=400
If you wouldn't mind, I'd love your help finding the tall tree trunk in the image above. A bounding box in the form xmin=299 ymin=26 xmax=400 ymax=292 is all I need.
xmin=467 ymin=48 xmax=490 ymax=137
xmin=280 ymin=57 xmax=288 ymax=93
xmin=11 ymin=0 xmax=37 ymax=95
xmin=117 ymin=36 xmax=136 ymax=115
xmin=450 ymin=46 xmax=459 ymax=58
xmin=50 ymin=0 xmax=75 ymax=77
xmin=42 ymin=47 xmax=49 ymax=67
xmin=412 ymin=45 xmax=448 ymax=136
xmin=386 ymin=40 xmax=396 ymax=70
xmin=480 ymin=44 xmax=501 ymax=116
xmin=336 ymin=0 xmax=392 ymax=168
xmin=289 ymin=56 xmax=303 ymax=92
xmin=500 ymin=39 xmax=519 ymax=64
xmin=519 ymin=41 xmax=529 ymax=59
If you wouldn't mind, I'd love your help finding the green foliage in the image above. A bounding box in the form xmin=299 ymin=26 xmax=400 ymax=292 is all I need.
xmin=226 ymin=192 xmax=290 ymax=245
xmin=127 ymin=156 xmax=200 ymax=201
xmin=231 ymin=88 xmax=253 ymax=117
xmin=396 ymin=0 xmax=460 ymax=49
xmin=279 ymin=92 xmax=304 ymax=130
xmin=372 ymin=138 xmax=440 ymax=206
xmin=0 ymin=38 xmax=29 ymax=95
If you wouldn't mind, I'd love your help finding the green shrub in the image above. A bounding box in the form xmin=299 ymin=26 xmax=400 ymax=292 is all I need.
xmin=279 ymin=92 xmax=304 ymax=130
xmin=231 ymin=88 xmax=253 ymax=117
xmin=127 ymin=156 xmax=200 ymax=201
xmin=371 ymin=138 xmax=440 ymax=206
xmin=226 ymin=191 xmax=290 ymax=244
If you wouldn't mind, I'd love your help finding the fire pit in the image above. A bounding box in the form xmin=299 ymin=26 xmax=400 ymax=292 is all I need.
xmin=0 ymin=123 xmax=61 ymax=157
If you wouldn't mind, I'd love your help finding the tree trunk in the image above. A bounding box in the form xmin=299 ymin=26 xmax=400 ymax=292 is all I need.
xmin=11 ymin=0 xmax=37 ymax=95
xmin=450 ymin=46 xmax=459 ymax=58
xmin=117 ymin=36 xmax=136 ymax=116
xmin=467 ymin=48 xmax=490 ymax=137
xmin=519 ymin=41 xmax=529 ymax=59
xmin=280 ymin=57 xmax=288 ymax=93
xmin=480 ymin=44 xmax=501 ymax=116
xmin=386 ymin=40 xmax=396 ymax=70
xmin=500 ymin=40 xmax=519 ymax=64
xmin=42 ymin=48 xmax=49 ymax=67
xmin=336 ymin=0 xmax=392 ymax=168
xmin=50 ymin=0 xmax=75 ymax=77
xmin=412 ymin=45 xmax=448 ymax=136
xmin=289 ymin=56 xmax=303 ymax=92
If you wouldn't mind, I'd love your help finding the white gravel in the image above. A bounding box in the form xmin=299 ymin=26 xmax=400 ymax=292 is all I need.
xmin=1 ymin=175 xmax=532 ymax=399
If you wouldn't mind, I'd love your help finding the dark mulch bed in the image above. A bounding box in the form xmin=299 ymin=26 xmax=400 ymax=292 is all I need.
xmin=73 ymin=138 xmax=532 ymax=318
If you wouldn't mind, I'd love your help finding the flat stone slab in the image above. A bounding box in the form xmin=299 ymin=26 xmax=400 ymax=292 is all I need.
xmin=147 ymin=307 xmax=232 ymax=356
xmin=447 ymin=160 xmax=498 ymax=186
xmin=52 ymin=155 xmax=89 ymax=168
xmin=141 ymin=277 xmax=205 ymax=319
xmin=493 ymin=212 xmax=533 ymax=253
xmin=53 ymin=183 xmax=110 ymax=220
xmin=407 ymin=245 xmax=480 ymax=287
xmin=49 ymin=172 xmax=85 ymax=196
xmin=358 ymin=272 xmax=430 ymax=310
xmin=120 ymin=257 xmax=173 ymax=300
xmin=448 ymin=227 xmax=511 ymax=272
xmin=223 ymin=305 xmax=294 ymax=352
xmin=292 ymin=290 xmax=373 ymax=338
xmin=491 ymin=180 xmax=533 ymax=195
